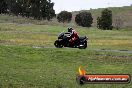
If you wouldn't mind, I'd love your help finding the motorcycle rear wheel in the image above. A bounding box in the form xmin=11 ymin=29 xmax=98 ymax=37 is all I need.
xmin=54 ymin=40 xmax=63 ymax=48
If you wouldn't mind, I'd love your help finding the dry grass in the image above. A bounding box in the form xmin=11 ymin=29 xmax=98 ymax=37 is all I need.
xmin=0 ymin=23 xmax=132 ymax=50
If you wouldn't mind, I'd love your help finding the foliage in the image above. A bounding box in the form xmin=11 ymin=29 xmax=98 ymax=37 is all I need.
xmin=97 ymin=9 xmax=113 ymax=30
xmin=57 ymin=11 xmax=72 ymax=23
xmin=0 ymin=0 xmax=8 ymax=14
xmin=75 ymin=12 xmax=93 ymax=27
xmin=0 ymin=0 xmax=56 ymax=20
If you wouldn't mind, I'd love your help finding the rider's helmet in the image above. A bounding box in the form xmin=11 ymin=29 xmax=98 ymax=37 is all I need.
xmin=68 ymin=27 xmax=73 ymax=33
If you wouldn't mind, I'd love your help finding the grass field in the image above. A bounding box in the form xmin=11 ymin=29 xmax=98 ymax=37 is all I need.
xmin=0 ymin=45 xmax=132 ymax=88
xmin=0 ymin=22 xmax=132 ymax=88
xmin=0 ymin=23 xmax=132 ymax=50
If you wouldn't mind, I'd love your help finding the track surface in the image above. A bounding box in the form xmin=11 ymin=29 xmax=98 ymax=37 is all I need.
xmin=32 ymin=46 xmax=132 ymax=54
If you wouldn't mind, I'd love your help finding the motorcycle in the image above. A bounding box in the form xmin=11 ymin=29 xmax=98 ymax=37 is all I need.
xmin=54 ymin=32 xmax=88 ymax=49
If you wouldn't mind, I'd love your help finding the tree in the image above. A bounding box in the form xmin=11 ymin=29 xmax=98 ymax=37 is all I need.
xmin=0 ymin=0 xmax=56 ymax=20
xmin=97 ymin=9 xmax=113 ymax=30
xmin=57 ymin=11 xmax=72 ymax=23
xmin=0 ymin=0 xmax=8 ymax=14
xmin=97 ymin=17 xmax=102 ymax=29
xmin=75 ymin=12 xmax=93 ymax=27
xmin=27 ymin=0 xmax=55 ymax=20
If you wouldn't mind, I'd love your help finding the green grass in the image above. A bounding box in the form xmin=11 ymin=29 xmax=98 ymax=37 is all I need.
xmin=0 ymin=20 xmax=132 ymax=87
xmin=0 ymin=45 xmax=132 ymax=88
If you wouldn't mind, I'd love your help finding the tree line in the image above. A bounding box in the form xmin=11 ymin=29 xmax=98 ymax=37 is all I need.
xmin=0 ymin=0 xmax=55 ymax=20
xmin=57 ymin=9 xmax=114 ymax=30
xmin=0 ymin=1 xmax=120 ymax=30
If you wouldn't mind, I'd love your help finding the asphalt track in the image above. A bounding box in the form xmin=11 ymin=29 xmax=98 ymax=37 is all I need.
xmin=32 ymin=46 xmax=132 ymax=54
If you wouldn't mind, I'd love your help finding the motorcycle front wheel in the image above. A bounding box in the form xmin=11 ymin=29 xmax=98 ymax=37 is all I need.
xmin=79 ymin=41 xmax=87 ymax=49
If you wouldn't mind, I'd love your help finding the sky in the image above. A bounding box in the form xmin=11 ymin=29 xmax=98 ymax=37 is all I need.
xmin=51 ymin=0 xmax=132 ymax=13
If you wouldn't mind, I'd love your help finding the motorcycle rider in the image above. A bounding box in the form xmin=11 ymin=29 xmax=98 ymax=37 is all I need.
xmin=67 ymin=27 xmax=79 ymax=46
